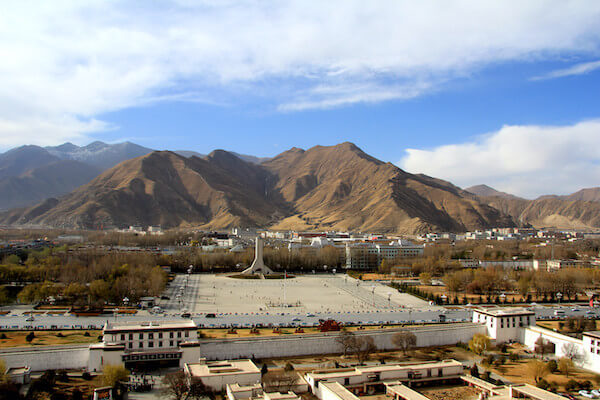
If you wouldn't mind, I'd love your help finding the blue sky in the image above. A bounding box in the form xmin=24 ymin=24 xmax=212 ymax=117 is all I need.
xmin=1 ymin=1 xmax=600 ymax=198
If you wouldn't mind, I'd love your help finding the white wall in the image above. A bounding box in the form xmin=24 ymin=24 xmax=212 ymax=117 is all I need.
xmin=199 ymin=324 xmax=486 ymax=360
xmin=0 ymin=345 xmax=89 ymax=372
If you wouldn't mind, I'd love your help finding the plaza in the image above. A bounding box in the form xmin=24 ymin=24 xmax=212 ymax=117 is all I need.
xmin=159 ymin=274 xmax=430 ymax=314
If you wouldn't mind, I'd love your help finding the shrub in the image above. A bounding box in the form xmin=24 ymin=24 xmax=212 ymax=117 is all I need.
xmin=284 ymin=362 xmax=294 ymax=371
xmin=509 ymin=352 xmax=519 ymax=362
xmin=536 ymin=379 xmax=549 ymax=390
xmin=57 ymin=332 xmax=64 ymax=337
xmin=470 ymin=364 xmax=480 ymax=378
xmin=565 ymin=379 xmax=579 ymax=391
xmin=57 ymin=370 xmax=69 ymax=382
xmin=83 ymin=331 xmax=90 ymax=337
xmin=25 ymin=331 xmax=35 ymax=343
xmin=81 ymin=371 xmax=92 ymax=381
xmin=579 ymin=380 xmax=592 ymax=390
xmin=0 ymin=333 xmax=7 ymax=339
xmin=546 ymin=359 xmax=557 ymax=373
xmin=500 ymin=344 xmax=508 ymax=353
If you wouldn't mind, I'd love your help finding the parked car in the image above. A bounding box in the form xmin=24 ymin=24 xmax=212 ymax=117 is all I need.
xmin=205 ymin=313 xmax=216 ymax=318
xmin=160 ymin=295 xmax=170 ymax=300
xmin=25 ymin=316 xmax=35 ymax=322
xmin=181 ymin=312 xmax=191 ymax=318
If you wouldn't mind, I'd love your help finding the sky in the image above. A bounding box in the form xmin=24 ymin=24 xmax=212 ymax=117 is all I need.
xmin=0 ymin=1 xmax=600 ymax=198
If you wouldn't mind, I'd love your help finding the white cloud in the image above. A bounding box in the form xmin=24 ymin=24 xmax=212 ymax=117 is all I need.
xmin=532 ymin=59 xmax=600 ymax=80
xmin=399 ymin=120 xmax=600 ymax=198
xmin=2 ymin=1 xmax=600 ymax=147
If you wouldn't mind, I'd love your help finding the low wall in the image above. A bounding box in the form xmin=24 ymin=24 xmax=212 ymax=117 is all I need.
xmin=0 ymin=345 xmax=89 ymax=372
xmin=199 ymin=323 xmax=486 ymax=360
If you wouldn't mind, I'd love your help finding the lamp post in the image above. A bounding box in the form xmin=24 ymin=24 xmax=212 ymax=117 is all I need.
xmin=556 ymin=292 xmax=562 ymax=303
xmin=499 ymin=293 xmax=506 ymax=304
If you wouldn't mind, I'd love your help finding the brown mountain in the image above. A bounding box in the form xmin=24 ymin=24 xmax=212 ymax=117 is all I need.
xmin=0 ymin=143 xmax=515 ymax=233
xmin=468 ymin=184 xmax=600 ymax=230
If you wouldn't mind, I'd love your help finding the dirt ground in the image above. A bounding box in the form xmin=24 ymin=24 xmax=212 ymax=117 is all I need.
xmin=0 ymin=330 xmax=101 ymax=348
xmin=419 ymin=385 xmax=481 ymax=400
xmin=198 ymin=324 xmax=437 ymax=339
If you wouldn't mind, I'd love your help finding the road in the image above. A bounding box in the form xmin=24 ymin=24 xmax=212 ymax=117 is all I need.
xmin=0 ymin=273 xmax=597 ymax=330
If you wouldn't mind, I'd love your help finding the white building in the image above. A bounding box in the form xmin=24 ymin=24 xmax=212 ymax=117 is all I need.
xmin=306 ymin=359 xmax=463 ymax=396
xmin=472 ymin=307 xmax=535 ymax=343
xmin=185 ymin=359 xmax=261 ymax=392
xmin=88 ymin=320 xmax=200 ymax=372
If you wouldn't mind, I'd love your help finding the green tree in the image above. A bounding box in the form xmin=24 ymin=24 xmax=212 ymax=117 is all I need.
xmin=468 ymin=333 xmax=491 ymax=355
xmin=102 ymin=364 xmax=129 ymax=387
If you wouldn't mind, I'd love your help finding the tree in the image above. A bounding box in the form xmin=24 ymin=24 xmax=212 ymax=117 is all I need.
xmin=263 ymin=371 xmax=297 ymax=393
xmin=392 ymin=330 xmax=417 ymax=355
xmin=336 ymin=330 xmax=358 ymax=357
xmin=102 ymin=364 xmax=129 ymax=388
xmin=0 ymin=358 xmax=6 ymax=384
xmin=163 ymin=370 xmax=187 ymax=400
xmin=562 ymin=342 xmax=581 ymax=362
xmin=526 ymin=360 xmax=549 ymax=384
xmin=353 ymin=336 xmax=377 ymax=364
xmin=468 ymin=333 xmax=491 ymax=355
xmin=470 ymin=363 xmax=480 ymax=378
xmin=419 ymin=272 xmax=432 ymax=285
xmin=558 ymin=357 xmax=574 ymax=377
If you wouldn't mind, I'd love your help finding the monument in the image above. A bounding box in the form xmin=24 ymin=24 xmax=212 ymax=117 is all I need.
xmin=242 ymin=236 xmax=274 ymax=275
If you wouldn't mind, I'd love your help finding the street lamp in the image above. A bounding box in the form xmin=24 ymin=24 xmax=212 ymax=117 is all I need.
xmin=499 ymin=293 xmax=506 ymax=303
xmin=440 ymin=294 xmax=447 ymax=304
xmin=123 ymin=297 xmax=129 ymax=306
xmin=556 ymin=292 xmax=562 ymax=303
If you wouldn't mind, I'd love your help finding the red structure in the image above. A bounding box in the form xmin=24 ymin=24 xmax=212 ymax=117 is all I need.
xmin=319 ymin=319 xmax=342 ymax=332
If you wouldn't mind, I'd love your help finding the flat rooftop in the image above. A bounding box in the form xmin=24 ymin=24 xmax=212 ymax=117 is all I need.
xmin=473 ymin=307 xmax=535 ymax=317
xmin=186 ymin=359 xmax=260 ymax=378
xmin=320 ymin=381 xmax=360 ymax=400
xmin=307 ymin=359 xmax=462 ymax=379
xmin=385 ymin=383 xmax=430 ymax=400
xmin=104 ymin=320 xmax=196 ymax=333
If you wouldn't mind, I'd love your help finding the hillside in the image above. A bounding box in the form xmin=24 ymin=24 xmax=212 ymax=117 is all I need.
xmin=1 ymin=143 xmax=516 ymax=233
xmin=0 ymin=160 xmax=101 ymax=210
xmin=469 ymin=185 xmax=600 ymax=229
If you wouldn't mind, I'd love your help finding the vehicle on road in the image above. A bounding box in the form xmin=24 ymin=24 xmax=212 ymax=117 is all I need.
xmin=554 ymin=310 xmax=565 ymax=316
xmin=181 ymin=312 xmax=191 ymax=318
xmin=25 ymin=316 xmax=35 ymax=322
xmin=292 ymin=318 xmax=301 ymax=321
xmin=160 ymin=295 xmax=170 ymax=300
xmin=205 ymin=313 xmax=216 ymax=318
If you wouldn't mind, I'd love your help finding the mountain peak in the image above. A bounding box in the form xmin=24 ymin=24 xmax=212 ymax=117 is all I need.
xmin=466 ymin=184 xmax=520 ymax=199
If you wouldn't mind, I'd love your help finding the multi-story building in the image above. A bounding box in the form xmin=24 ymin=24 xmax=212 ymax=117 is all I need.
xmin=345 ymin=240 xmax=424 ymax=269
xmin=88 ymin=320 xmax=200 ymax=371
xmin=472 ymin=308 xmax=535 ymax=344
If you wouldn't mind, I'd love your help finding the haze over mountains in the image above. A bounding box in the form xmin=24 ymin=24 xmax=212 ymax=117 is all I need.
xmin=0 ymin=141 xmax=599 ymax=233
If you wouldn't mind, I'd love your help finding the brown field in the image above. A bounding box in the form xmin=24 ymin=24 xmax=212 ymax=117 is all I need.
xmin=0 ymin=330 xmax=101 ymax=348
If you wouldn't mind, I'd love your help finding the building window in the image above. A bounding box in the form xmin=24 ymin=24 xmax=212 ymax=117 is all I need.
xmin=120 ymin=334 xmax=125 ymax=341
xmin=139 ymin=342 xmax=143 ymax=348
xmin=149 ymin=333 xmax=154 ymax=339
xmin=159 ymin=332 xmax=163 ymax=339
xmin=344 ymin=378 xmax=349 ymax=385
xmin=129 ymin=333 xmax=133 ymax=340
xmin=128 ymin=343 xmax=133 ymax=349
xmin=170 ymin=340 xmax=174 ymax=347
xmin=149 ymin=341 xmax=154 ymax=348
xmin=185 ymin=331 xmax=189 ymax=338
xmin=169 ymin=332 xmax=174 ymax=338
xmin=159 ymin=341 xmax=163 ymax=347
xmin=438 ymin=368 xmax=443 ymax=377
xmin=177 ymin=332 xmax=182 ymax=338
xmin=139 ymin=333 xmax=143 ymax=339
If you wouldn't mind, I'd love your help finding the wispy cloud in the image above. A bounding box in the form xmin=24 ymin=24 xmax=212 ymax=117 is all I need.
xmin=2 ymin=1 xmax=600 ymax=147
xmin=531 ymin=60 xmax=600 ymax=80
xmin=399 ymin=120 xmax=600 ymax=198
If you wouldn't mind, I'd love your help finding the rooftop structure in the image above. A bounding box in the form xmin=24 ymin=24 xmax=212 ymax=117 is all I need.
xmin=472 ymin=307 xmax=535 ymax=343
xmin=185 ymin=359 xmax=261 ymax=392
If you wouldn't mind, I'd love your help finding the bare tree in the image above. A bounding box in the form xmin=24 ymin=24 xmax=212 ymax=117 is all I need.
xmin=262 ymin=371 xmax=298 ymax=393
xmin=336 ymin=330 xmax=358 ymax=357
xmin=163 ymin=371 xmax=206 ymax=400
xmin=392 ymin=330 xmax=417 ymax=355
xmin=352 ymin=336 xmax=377 ymax=364
xmin=562 ymin=342 xmax=581 ymax=362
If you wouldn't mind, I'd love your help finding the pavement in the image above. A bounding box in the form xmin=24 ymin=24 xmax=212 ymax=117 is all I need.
xmin=0 ymin=273 xmax=597 ymax=330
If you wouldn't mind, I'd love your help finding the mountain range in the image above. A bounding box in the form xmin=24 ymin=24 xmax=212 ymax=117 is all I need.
xmin=0 ymin=142 xmax=599 ymax=233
